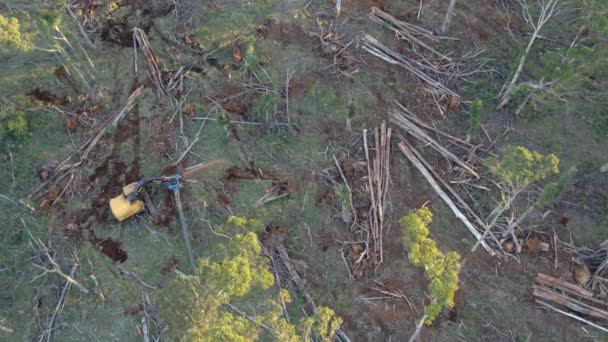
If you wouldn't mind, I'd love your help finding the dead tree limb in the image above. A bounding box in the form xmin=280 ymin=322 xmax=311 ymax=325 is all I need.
xmin=28 ymin=232 xmax=89 ymax=294
xmin=133 ymin=27 xmax=170 ymax=99
xmin=536 ymin=300 xmax=608 ymax=333
xmin=264 ymin=230 xmax=351 ymax=342
xmin=65 ymin=5 xmax=95 ymax=49
xmin=408 ymin=314 xmax=427 ymax=342
xmin=38 ymin=264 xmax=78 ymax=342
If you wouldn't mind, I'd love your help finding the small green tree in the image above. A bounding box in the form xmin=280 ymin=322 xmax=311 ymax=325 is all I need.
xmin=485 ymin=146 xmax=559 ymax=191
xmin=484 ymin=146 xmax=560 ymax=241
xmin=0 ymin=15 xmax=31 ymax=51
xmin=400 ymin=207 xmax=461 ymax=325
xmin=159 ymin=216 xmax=343 ymax=341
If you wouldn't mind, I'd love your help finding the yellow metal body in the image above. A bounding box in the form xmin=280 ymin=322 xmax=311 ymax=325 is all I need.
xmin=109 ymin=182 xmax=145 ymax=221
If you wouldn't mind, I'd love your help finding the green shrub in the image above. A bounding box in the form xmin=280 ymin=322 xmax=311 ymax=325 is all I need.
xmin=0 ymin=15 xmax=31 ymax=51
xmin=485 ymin=146 xmax=559 ymax=190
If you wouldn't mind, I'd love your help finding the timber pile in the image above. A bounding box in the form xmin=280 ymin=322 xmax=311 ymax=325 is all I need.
xmin=363 ymin=122 xmax=392 ymax=265
xmin=262 ymin=227 xmax=351 ymax=342
xmin=533 ymin=273 xmax=608 ymax=333
xmin=363 ymin=7 xmax=490 ymax=99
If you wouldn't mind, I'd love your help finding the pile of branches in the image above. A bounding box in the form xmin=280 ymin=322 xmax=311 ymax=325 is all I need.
xmin=362 ymin=7 xmax=491 ymax=100
xmin=133 ymin=28 xmax=185 ymax=101
xmin=363 ymin=122 xmax=392 ymax=265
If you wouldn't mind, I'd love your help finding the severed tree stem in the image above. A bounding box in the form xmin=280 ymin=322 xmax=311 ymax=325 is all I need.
xmin=441 ymin=0 xmax=457 ymax=33
xmin=173 ymin=188 xmax=198 ymax=275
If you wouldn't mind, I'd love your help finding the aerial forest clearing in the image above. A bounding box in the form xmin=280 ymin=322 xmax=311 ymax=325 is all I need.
xmin=0 ymin=0 xmax=607 ymax=341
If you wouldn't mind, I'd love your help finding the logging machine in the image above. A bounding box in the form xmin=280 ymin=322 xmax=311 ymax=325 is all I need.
xmin=109 ymin=175 xmax=181 ymax=221
xmin=109 ymin=159 xmax=227 ymax=222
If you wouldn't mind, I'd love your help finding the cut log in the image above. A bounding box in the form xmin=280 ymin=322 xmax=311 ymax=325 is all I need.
xmin=533 ymin=285 xmax=608 ymax=320
xmin=536 ymin=273 xmax=594 ymax=297
xmin=172 ymin=187 xmax=197 ymax=275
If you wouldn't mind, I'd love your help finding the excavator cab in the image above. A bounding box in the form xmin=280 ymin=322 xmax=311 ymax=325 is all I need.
xmin=109 ymin=182 xmax=146 ymax=222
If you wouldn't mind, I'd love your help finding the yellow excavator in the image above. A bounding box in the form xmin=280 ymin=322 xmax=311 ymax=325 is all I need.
xmin=109 ymin=175 xmax=180 ymax=221
xmin=109 ymin=160 xmax=227 ymax=222
xmin=108 ymin=160 xmax=227 ymax=274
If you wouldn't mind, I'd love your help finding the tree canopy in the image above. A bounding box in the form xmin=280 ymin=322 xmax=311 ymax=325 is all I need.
xmin=400 ymin=207 xmax=461 ymax=325
xmin=159 ymin=216 xmax=342 ymax=341
xmin=485 ymin=146 xmax=559 ymax=190
xmin=0 ymin=15 xmax=31 ymax=51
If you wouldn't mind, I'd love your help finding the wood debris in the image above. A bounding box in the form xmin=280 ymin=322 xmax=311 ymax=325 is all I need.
xmin=369 ymin=7 xmax=452 ymax=61
xmin=390 ymin=109 xmax=479 ymax=178
xmin=133 ymin=27 xmax=184 ymax=100
xmin=361 ymin=34 xmax=458 ymax=97
xmin=533 ymin=273 xmax=608 ymax=333
xmin=364 ymin=7 xmax=491 ymax=99
xmin=363 ymin=121 xmax=392 ymax=265
xmin=31 ymin=87 xmax=143 ymax=200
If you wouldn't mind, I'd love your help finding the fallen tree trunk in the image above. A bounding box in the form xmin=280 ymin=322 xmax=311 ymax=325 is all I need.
xmin=532 ymin=273 xmax=608 ymax=332
xmin=398 ymin=141 xmax=494 ymax=255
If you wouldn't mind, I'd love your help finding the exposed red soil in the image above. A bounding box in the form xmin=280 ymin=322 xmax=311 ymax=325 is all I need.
xmin=27 ymin=88 xmax=70 ymax=106
xmin=123 ymin=303 xmax=144 ymax=316
xmin=90 ymin=232 xmax=128 ymax=263
xmin=257 ymin=21 xmax=315 ymax=49
xmin=161 ymin=256 xmax=180 ymax=275
xmin=211 ymin=84 xmax=251 ymax=117
xmin=315 ymin=188 xmax=336 ymax=206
